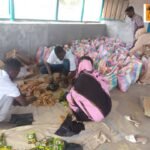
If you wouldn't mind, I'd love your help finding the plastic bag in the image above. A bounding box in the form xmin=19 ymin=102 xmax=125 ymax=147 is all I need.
xmin=117 ymin=67 xmax=132 ymax=92
xmin=139 ymin=57 xmax=150 ymax=84
xmin=105 ymin=73 xmax=117 ymax=91
xmin=131 ymin=59 xmax=142 ymax=84
xmin=105 ymin=67 xmax=118 ymax=91
xmin=36 ymin=47 xmax=52 ymax=64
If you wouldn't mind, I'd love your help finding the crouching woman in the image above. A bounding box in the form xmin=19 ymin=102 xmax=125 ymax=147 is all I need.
xmin=67 ymin=56 xmax=112 ymax=122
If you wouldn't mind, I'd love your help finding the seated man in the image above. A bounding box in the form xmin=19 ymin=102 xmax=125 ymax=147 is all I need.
xmin=0 ymin=58 xmax=35 ymax=122
xmin=40 ymin=46 xmax=76 ymax=84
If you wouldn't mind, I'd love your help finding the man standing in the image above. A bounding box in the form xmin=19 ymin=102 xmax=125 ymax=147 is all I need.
xmin=125 ymin=6 xmax=144 ymax=35
xmin=0 ymin=59 xmax=35 ymax=122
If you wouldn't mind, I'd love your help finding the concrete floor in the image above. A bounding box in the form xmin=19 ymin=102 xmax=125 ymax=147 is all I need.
xmin=0 ymin=84 xmax=149 ymax=150
xmin=101 ymin=84 xmax=150 ymax=150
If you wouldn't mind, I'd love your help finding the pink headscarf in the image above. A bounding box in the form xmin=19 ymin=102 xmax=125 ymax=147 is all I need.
xmin=77 ymin=59 xmax=93 ymax=74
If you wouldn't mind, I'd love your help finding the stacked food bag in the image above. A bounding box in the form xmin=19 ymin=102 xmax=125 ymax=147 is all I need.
xmin=72 ymin=37 xmax=142 ymax=92
xmin=36 ymin=36 xmax=142 ymax=92
xmin=36 ymin=47 xmax=54 ymax=64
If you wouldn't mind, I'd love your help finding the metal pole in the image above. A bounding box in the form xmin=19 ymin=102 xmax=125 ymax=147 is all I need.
xmin=81 ymin=0 xmax=85 ymax=22
xmin=55 ymin=0 xmax=59 ymax=20
xmin=99 ymin=0 xmax=104 ymax=21
xmin=9 ymin=0 xmax=15 ymax=21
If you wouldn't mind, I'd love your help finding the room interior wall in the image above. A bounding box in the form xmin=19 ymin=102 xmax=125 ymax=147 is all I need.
xmin=0 ymin=23 xmax=106 ymax=59
xmin=0 ymin=0 xmax=146 ymax=60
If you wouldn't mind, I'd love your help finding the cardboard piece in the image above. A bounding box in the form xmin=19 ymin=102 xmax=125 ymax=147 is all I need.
xmin=143 ymin=97 xmax=150 ymax=117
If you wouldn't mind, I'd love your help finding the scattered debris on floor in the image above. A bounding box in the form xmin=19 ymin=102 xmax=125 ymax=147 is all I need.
xmin=124 ymin=115 xmax=140 ymax=127
xmin=94 ymin=131 xmax=111 ymax=144
xmin=125 ymin=134 xmax=148 ymax=144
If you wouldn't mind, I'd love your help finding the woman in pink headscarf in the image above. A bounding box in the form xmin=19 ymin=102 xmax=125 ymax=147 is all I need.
xmin=67 ymin=56 xmax=112 ymax=122
xmin=55 ymin=56 xmax=111 ymax=137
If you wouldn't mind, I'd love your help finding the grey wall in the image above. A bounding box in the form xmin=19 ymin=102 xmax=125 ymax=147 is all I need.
xmin=104 ymin=0 xmax=147 ymax=43
xmin=0 ymin=23 xmax=106 ymax=59
xmin=103 ymin=20 xmax=134 ymax=43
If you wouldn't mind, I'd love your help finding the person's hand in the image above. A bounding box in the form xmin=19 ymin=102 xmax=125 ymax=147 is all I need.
xmin=68 ymin=71 xmax=76 ymax=80
xmin=13 ymin=100 xmax=21 ymax=106
xmin=49 ymin=75 xmax=54 ymax=84
xmin=26 ymin=96 xmax=37 ymax=103
xmin=30 ymin=96 xmax=37 ymax=102
xmin=127 ymin=51 xmax=133 ymax=57
xmin=127 ymin=52 xmax=130 ymax=56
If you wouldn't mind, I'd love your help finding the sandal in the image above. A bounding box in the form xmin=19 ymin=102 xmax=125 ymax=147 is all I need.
xmin=125 ymin=134 xmax=148 ymax=144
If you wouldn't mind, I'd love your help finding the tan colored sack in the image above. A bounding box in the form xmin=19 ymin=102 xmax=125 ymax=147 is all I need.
xmin=140 ymin=57 xmax=150 ymax=85
xmin=143 ymin=97 xmax=150 ymax=117
xmin=135 ymin=28 xmax=146 ymax=40
xmin=5 ymin=49 xmax=16 ymax=59
xmin=5 ymin=49 xmax=32 ymax=65
xmin=130 ymin=33 xmax=150 ymax=56
xmin=0 ymin=60 xmax=4 ymax=69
